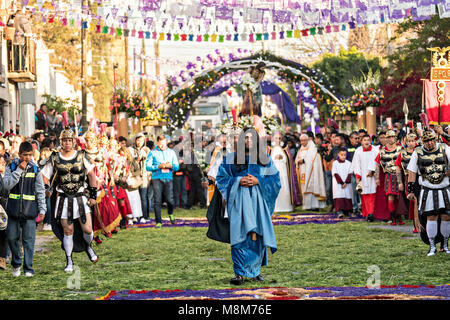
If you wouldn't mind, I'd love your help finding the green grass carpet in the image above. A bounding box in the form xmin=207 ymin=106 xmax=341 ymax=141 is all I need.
xmin=0 ymin=207 xmax=448 ymax=300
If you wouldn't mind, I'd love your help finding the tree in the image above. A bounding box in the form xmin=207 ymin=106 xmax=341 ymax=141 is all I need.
xmin=387 ymin=16 xmax=450 ymax=80
xmin=42 ymin=94 xmax=80 ymax=121
xmin=33 ymin=2 xmax=116 ymax=122
xmin=380 ymin=16 xmax=450 ymax=121
xmin=378 ymin=72 xmax=422 ymax=121
xmin=347 ymin=24 xmax=390 ymax=58
xmin=312 ymin=47 xmax=382 ymax=99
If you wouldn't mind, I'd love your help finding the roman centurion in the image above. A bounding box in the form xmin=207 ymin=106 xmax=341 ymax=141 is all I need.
xmin=375 ymin=129 xmax=403 ymax=225
xmin=407 ymin=129 xmax=450 ymax=256
xmin=42 ymin=127 xmax=99 ymax=272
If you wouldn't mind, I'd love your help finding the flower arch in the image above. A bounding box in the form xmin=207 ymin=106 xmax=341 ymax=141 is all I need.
xmin=164 ymin=51 xmax=343 ymax=132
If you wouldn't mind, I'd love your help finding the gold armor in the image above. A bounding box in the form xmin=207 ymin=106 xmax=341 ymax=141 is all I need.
xmin=416 ymin=144 xmax=448 ymax=185
xmin=400 ymin=149 xmax=413 ymax=175
xmin=52 ymin=151 xmax=86 ymax=196
xmin=380 ymin=146 xmax=402 ymax=175
xmin=98 ymin=133 xmax=109 ymax=149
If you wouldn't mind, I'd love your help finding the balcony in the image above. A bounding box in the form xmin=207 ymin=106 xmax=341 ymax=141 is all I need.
xmin=7 ymin=37 xmax=36 ymax=82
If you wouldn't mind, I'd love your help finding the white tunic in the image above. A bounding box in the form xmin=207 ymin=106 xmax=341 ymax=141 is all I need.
xmin=272 ymin=146 xmax=294 ymax=212
xmin=125 ymin=189 xmax=143 ymax=219
xmin=41 ymin=151 xmax=95 ymax=220
xmin=332 ymin=160 xmax=353 ymax=200
xmin=352 ymin=146 xmax=378 ymax=195
xmin=407 ymin=143 xmax=450 ymax=212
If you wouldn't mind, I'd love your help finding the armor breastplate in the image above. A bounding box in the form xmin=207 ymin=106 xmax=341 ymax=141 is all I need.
xmin=417 ymin=144 xmax=448 ymax=185
xmin=85 ymin=149 xmax=105 ymax=171
xmin=380 ymin=146 xmax=401 ymax=175
xmin=54 ymin=152 xmax=86 ymax=195
xmin=400 ymin=149 xmax=413 ymax=175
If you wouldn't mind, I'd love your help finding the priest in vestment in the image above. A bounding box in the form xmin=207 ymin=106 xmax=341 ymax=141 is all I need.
xmin=216 ymin=128 xmax=281 ymax=285
xmin=269 ymin=132 xmax=301 ymax=212
xmin=295 ymin=134 xmax=327 ymax=210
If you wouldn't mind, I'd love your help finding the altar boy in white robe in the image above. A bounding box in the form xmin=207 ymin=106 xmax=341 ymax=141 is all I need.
xmin=332 ymin=148 xmax=354 ymax=218
xmin=352 ymin=134 xmax=378 ymax=222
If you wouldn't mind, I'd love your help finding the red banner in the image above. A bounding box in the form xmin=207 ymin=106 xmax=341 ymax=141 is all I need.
xmin=424 ymin=80 xmax=450 ymax=124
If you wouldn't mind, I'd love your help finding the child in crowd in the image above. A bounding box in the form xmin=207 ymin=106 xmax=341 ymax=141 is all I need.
xmin=332 ymin=148 xmax=354 ymax=218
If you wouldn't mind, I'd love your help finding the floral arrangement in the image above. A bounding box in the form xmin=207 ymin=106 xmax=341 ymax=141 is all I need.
xmin=165 ymin=51 xmax=337 ymax=133
xmin=111 ymin=88 xmax=132 ymax=116
xmin=349 ymin=87 xmax=384 ymax=111
xmin=218 ymin=118 xmax=235 ymax=135
xmin=130 ymin=93 xmax=144 ymax=118
xmin=111 ymin=89 xmax=146 ymax=118
xmin=330 ymin=97 xmax=357 ymax=117
xmin=348 ymin=68 xmax=384 ymax=111
xmin=143 ymin=103 xmax=167 ymax=122
xmin=219 ymin=115 xmax=282 ymax=136
xmin=241 ymin=73 xmax=260 ymax=93
xmin=262 ymin=116 xmax=283 ymax=135
xmin=237 ymin=115 xmax=254 ymax=129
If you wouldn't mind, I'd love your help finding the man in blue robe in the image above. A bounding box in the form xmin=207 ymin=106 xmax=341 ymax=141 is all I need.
xmin=216 ymin=128 xmax=281 ymax=285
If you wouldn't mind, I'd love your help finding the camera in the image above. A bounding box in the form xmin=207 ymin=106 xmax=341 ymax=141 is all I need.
xmin=318 ymin=141 xmax=329 ymax=156
xmin=356 ymin=183 xmax=363 ymax=194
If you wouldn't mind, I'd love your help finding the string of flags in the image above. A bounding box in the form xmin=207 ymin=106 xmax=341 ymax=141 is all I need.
xmin=35 ymin=14 xmax=352 ymax=43
xmin=24 ymin=0 xmax=450 ymax=45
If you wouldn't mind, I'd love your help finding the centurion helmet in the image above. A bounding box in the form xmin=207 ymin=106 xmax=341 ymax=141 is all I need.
xmin=406 ymin=133 xmax=417 ymax=140
xmin=422 ymin=129 xmax=437 ymax=142
xmin=59 ymin=127 xmax=76 ymax=143
xmin=84 ymin=128 xmax=97 ymax=143
xmin=386 ymin=129 xmax=397 ymax=138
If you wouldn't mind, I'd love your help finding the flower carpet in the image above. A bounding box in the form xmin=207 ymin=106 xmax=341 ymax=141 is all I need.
xmin=98 ymin=285 xmax=450 ymax=300
xmin=131 ymin=212 xmax=365 ymax=229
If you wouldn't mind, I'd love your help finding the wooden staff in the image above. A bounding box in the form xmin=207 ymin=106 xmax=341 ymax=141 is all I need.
xmin=93 ymin=201 xmax=107 ymax=235
xmin=413 ymin=198 xmax=424 ymax=232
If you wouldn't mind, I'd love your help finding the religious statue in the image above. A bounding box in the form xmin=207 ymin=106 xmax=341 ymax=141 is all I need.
xmin=240 ymin=62 xmax=266 ymax=117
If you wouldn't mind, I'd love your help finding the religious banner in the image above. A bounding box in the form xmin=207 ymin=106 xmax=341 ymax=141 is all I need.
xmin=425 ymin=47 xmax=450 ymax=124
xmin=425 ymin=80 xmax=450 ymax=124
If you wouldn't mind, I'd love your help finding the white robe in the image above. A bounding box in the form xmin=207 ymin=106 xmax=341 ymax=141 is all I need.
xmin=272 ymin=145 xmax=294 ymax=212
xmin=125 ymin=189 xmax=143 ymax=219
xmin=352 ymin=146 xmax=378 ymax=195
xmin=296 ymin=141 xmax=326 ymax=210
xmin=332 ymin=160 xmax=353 ymax=200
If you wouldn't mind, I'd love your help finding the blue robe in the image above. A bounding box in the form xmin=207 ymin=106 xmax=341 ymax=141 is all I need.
xmin=216 ymin=153 xmax=281 ymax=278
